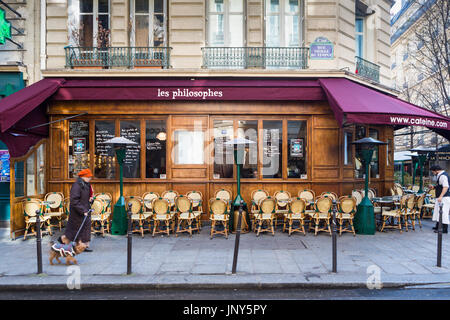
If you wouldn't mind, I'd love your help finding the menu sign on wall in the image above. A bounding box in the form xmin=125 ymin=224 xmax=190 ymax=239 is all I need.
xmin=120 ymin=121 xmax=140 ymax=178
xmin=70 ymin=121 xmax=89 ymax=137
xmin=95 ymin=121 xmax=116 ymax=179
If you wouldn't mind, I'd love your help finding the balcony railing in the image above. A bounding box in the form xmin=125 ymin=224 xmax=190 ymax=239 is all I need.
xmin=64 ymin=46 xmax=172 ymax=69
xmin=202 ymin=47 xmax=309 ymax=69
xmin=355 ymin=56 xmax=380 ymax=83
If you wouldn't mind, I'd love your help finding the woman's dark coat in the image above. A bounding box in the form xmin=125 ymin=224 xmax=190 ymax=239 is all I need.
xmin=64 ymin=177 xmax=91 ymax=243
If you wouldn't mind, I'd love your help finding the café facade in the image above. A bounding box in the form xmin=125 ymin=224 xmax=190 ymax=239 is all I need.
xmin=1 ymin=75 xmax=450 ymax=238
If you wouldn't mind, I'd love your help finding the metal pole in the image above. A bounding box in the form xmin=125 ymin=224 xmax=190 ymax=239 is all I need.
xmin=437 ymin=202 xmax=443 ymax=267
xmin=127 ymin=203 xmax=132 ymax=275
xmin=35 ymin=210 xmax=43 ymax=274
xmin=332 ymin=200 xmax=337 ymax=273
xmin=232 ymin=200 xmax=244 ymax=274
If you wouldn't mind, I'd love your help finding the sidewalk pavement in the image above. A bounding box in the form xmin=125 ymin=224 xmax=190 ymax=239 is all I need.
xmin=0 ymin=219 xmax=449 ymax=290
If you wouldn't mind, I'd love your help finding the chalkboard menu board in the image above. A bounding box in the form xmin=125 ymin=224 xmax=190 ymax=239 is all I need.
xmin=146 ymin=120 xmax=166 ymax=178
xmin=69 ymin=121 xmax=89 ymax=137
xmin=95 ymin=121 xmax=116 ymax=179
xmin=120 ymin=121 xmax=140 ymax=178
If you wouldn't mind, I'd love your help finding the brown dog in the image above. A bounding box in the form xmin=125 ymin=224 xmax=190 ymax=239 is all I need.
xmin=49 ymin=241 xmax=87 ymax=265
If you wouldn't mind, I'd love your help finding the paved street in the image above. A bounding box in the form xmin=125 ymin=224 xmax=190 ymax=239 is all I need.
xmin=0 ymin=219 xmax=449 ymax=290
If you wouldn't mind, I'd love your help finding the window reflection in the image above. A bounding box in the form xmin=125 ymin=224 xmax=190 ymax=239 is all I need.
xmin=146 ymin=120 xmax=167 ymax=178
xmin=287 ymin=120 xmax=307 ymax=178
xmin=263 ymin=120 xmax=282 ymax=179
xmin=213 ymin=120 xmax=234 ymax=179
xmin=173 ymin=130 xmax=204 ymax=165
xmin=237 ymin=120 xmax=258 ymax=178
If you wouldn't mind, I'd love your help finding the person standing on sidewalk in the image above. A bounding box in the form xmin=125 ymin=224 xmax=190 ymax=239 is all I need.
xmin=60 ymin=169 xmax=94 ymax=251
xmin=431 ymin=165 xmax=449 ymax=234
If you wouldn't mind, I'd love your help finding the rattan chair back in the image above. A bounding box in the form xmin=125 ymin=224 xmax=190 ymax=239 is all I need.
xmin=416 ymin=194 xmax=425 ymax=209
xmin=298 ymin=189 xmax=315 ymax=203
xmin=23 ymin=198 xmax=43 ymax=217
xmin=186 ymin=191 xmax=202 ymax=207
xmin=274 ymin=191 xmax=291 ymax=208
xmin=395 ymin=186 xmax=404 ymax=196
xmin=176 ymin=195 xmax=192 ymax=213
xmin=412 ymin=185 xmax=420 ymax=193
xmin=162 ymin=190 xmax=179 ymax=206
xmin=351 ymin=190 xmax=363 ymax=205
xmin=126 ymin=196 xmax=143 ymax=214
xmin=92 ymin=198 xmax=106 ymax=215
xmin=209 ymin=198 xmax=227 ymax=215
xmin=316 ymin=196 xmax=332 ymax=214
xmin=142 ymin=192 xmax=159 ymax=210
xmin=429 ymin=189 xmax=436 ymax=198
xmin=406 ymin=195 xmax=415 ymax=210
xmin=339 ymin=196 xmax=356 ymax=214
xmin=153 ymin=198 xmax=170 ymax=215
xmin=320 ymin=192 xmax=338 ymax=201
xmin=260 ymin=197 xmax=276 ymax=214
xmin=215 ymin=189 xmax=232 ymax=202
xmin=290 ymin=198 xmax=306 ymax=214
xmin=251 ymin=189 xmax=268 ymax=205
xmin=44 ymin=192 xmax=64 ymax=209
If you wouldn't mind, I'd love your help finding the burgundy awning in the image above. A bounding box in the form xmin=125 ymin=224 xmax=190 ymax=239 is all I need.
xmin=0 ymin=78 xmax=65 ymax=157
xmin=319 ymin=78 xmax=450 ymax=140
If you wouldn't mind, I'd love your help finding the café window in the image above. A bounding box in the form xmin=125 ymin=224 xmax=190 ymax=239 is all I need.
xmin=14 ymin=161 xmax=24 ymax=198
xmin=287 ymin=120 xmax=307 ymax=179
xmin=26 ymin=156 xmax=35 ymax=196
xmin=344 ymin=131 xmax=353 ymax=166
xmin=69 ymin=121 xmax=90 ymax=178
xmin=237 ymin=120 xmax=258 ymax=179
xmin=37 ymin=144 xmax=45 ymax=195
xmin=355 ymin=125 xmax=366 ymax=179
xmin=265 ymin=0 xmax=303 ymax=47
xmin=213 ymin=120 xmax=234 ymax=179
xmin=95 ymin=120 xmax=116 ymax=179
xmin=69 ymin=0 xmax=110 ymax=47
xmin=146 ymin=120 xmax=167 ymax=178
xmin=369 ymin=128 xmax=379 ymax=179
xmin=263 ymin=120 xmax=282 ymax=179
xmin=120 ymin=121 xmax=141 ymax=179
xmin=207 ymin=0 xmax=244 ymax=46
xmin=173 ymin=130 xmax=204 ymax=165
xmin=131 ymin=0 xmax=166 ymax=47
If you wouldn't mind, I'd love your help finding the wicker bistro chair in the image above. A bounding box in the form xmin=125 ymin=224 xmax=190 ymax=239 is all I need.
xmin=337 ymin=196 xmax=356 ymax=236
xmin=186 ymin=191 xmax=203 ymax=230
xmin=283 ymin=198 xmax=307 ymax=236
xmin=380 ymin=195 xmax=410 ymax=233
xmin=43 ymin=192 xmax=65 ymax=231
xmin=126 ymin=196 xmax=151 ymax=238
xmin=422 ymin=189 xmax=436 ymax=219
xmin=273 ymin=191 xmax=291 ymax=226
xmin=250 ymin=189 xmax=269 ymax=229
xmin=351 ymin=190 xmax=363 ymax=206
xmin=298 ymin=189 xmax=316 ymax=216
xmin=215 ymin=189 xmax=233 ymax=211
xmin=209 ymin=198 xmax=230 ymax=239
xmin=311 ymin=196 xmax=333 ymax=236
xmin=23 ymin=198 xmax=52 ymax=240
xmin=142 ymin=192 xmax=159 ymax=230
xmin=408 ymin=194 xmax=424 ymax=230
xmin=175 ymin=195 xmax=199 ymax=237
xmin=254 ymin=197 xmax=277 ymax=236
xmin=152 ymin=198 xmax=175 ymax=237
xmin=94 ymin=192 xmax=112 ymax=216
xmin=320 ymin=192 xmax=338 ymax=201
xmin=161 ymin=190 xmax=179 ymax=214
xmin=91 ymin=198 xmax=110 ymax=237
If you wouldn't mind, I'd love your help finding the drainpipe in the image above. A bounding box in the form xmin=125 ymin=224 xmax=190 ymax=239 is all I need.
xmin=40 ymin=0 xmax=46 ymax=71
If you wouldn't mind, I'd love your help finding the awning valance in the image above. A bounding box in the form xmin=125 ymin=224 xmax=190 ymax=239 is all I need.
xmin=319 ymin=78 xmax=450 ymax=140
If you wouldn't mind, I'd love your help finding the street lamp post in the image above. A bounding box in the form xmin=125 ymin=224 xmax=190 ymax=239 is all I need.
xmin=352 ymin=137 xmax=387 ymax=235
xmin=410 ymin=147 xmax=436 ymax=194
xmin=104 ymin=136 xmax=138 ymax=235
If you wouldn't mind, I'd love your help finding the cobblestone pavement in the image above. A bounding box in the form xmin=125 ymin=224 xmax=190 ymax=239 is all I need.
xmin=0 ymin=219 xmax=449 ymax=287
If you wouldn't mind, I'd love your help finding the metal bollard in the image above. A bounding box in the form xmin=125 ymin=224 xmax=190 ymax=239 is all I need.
xmin=127 ymin=203 xmax=133 ymax=275
xmin=35 ymin=210 xmax=43 ymax=274
xmin=232 ymin=200 xmax=244 ymax=274
xmin=437 ymin=202 xmax=443 ymax=267
xmin=331 ymin=200 xmax=337 ymax=273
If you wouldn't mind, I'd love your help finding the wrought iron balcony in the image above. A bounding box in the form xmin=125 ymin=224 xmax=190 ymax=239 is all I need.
xmin=355 ymin=56 xmax=380 ymax=83
xmin=64 ymin=46 xmax=172 ymax=69
xmin=202 ymin=47 xmax=309 ymax=69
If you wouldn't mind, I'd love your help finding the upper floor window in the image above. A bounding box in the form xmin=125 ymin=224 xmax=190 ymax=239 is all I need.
xmin=207 ymin=0 xmax=244 ymax=46
xmin=69 ymin=0 xmax=110 ymax=48
xmin=355 ymin=18 xmax=364 ymax=57
xmin=266 ymin=0 xmax=302 ymax=47
xmin=131 ymin=0 xmax=167 ymax=47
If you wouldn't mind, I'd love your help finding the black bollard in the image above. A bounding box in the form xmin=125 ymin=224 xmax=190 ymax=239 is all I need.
xmin=437 ymin=202 xmax=443 ymax=267
xmin=331 ymin=200 xmax=337 ymax=273
xmin=127 ymin=203 xmax=133 ymax=275
xmin=35 ymin=210 xmax=43 ymax=274
xmin=231 ymin=200 xmax=244 ymax=274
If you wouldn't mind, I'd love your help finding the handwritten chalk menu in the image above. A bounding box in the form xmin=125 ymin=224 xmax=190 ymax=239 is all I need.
xmin=120 ymin=121 xmax=140 ymax=178
xmin=95 ymin=121 xmax=116 ymax=179
xmin=69 ymin=121 xmax=89 ymax=137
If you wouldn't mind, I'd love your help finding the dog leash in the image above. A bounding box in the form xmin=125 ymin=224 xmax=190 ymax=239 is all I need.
xmin=73 ymin=208 xmax=93 ymax=243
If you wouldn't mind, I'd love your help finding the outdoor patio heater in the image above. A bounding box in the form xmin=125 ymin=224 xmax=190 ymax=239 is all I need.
xmin=103 ymin=136 xmax=138 ymax=235
xmin=352 ymin=137 xmax=387 ymax=235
